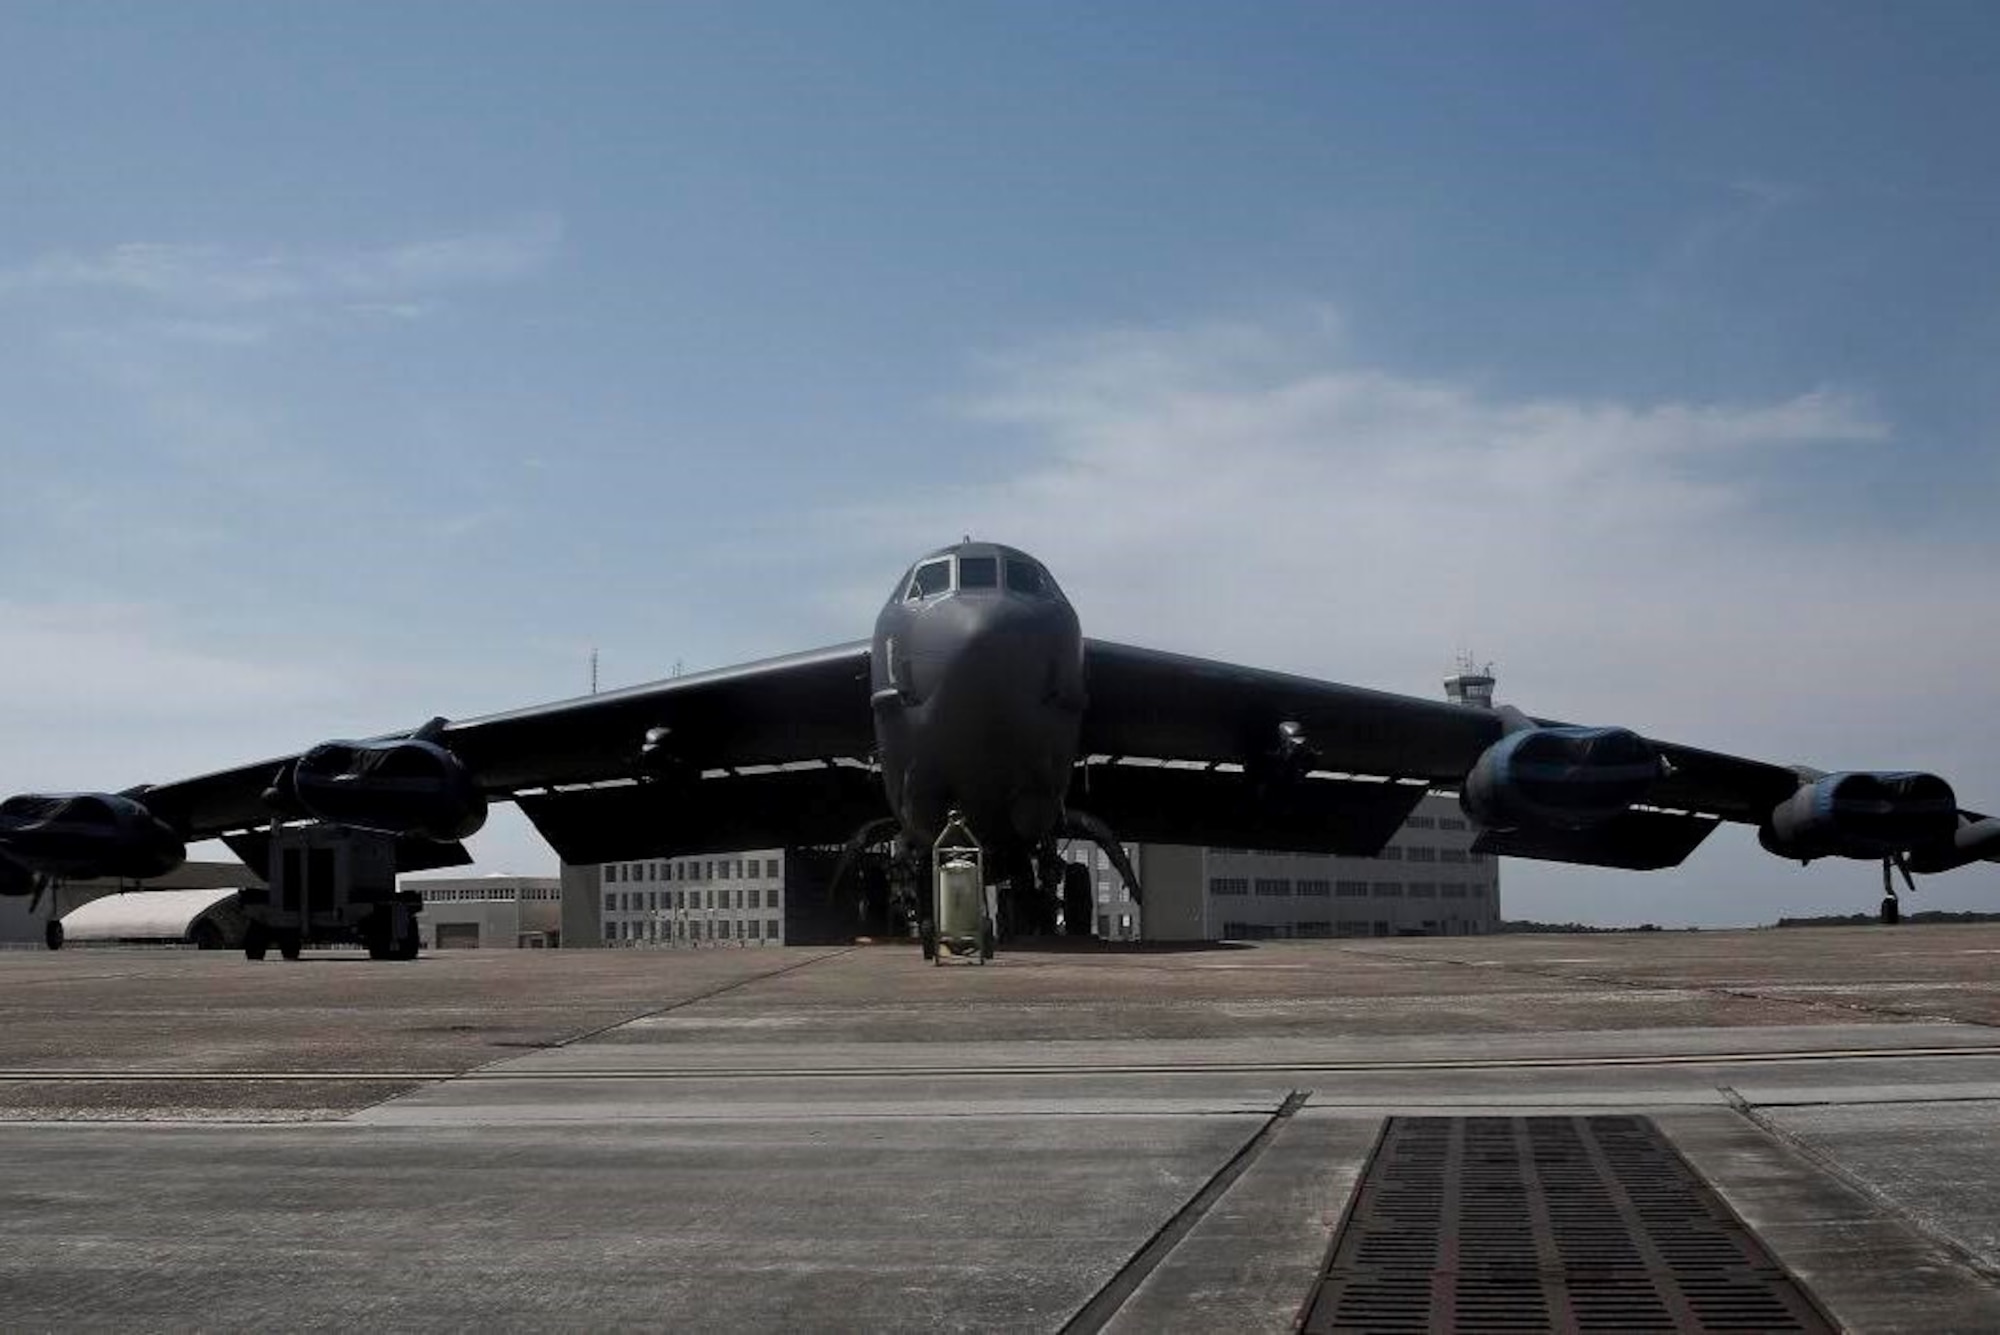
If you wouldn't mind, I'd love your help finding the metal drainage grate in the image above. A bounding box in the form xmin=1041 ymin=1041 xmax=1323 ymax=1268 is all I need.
xmin=1302 ymin=1115 xmax=1833 ymax=1334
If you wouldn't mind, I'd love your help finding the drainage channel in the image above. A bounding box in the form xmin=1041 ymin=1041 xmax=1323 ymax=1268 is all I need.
xmin=1302 ymin=1115 xmax=1835 ymax=1333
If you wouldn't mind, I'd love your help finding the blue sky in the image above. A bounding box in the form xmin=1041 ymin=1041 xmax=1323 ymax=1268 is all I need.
xmin=2 ymin=3 xmax=1996 ymax=925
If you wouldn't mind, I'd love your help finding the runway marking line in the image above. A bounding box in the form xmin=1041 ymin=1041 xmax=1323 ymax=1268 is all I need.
xmin=7 ymin=1043 xmax=2000 ymax=1082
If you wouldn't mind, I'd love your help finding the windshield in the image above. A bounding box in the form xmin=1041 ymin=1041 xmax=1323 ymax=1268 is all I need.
xmin=958 ymin=555 xmax=999 ymax=589
xmin=1005 ymin=558 xmax=1053 ymax=598
xmin=905 ymin=559 xmax=952 ymax=600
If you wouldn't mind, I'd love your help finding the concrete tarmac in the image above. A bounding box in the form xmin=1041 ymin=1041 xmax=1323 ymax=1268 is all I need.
xmin=2 ymin=926 xmax=2000 ymax=1330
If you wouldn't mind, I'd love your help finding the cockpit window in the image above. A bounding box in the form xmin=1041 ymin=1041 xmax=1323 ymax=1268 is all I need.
xmin=905 ymin=559 xmax=952 ymax=600
xmin=1005 ymin=558 xmax=1049 ymax=598
xmin=958 ymin=555 xmax=999 ymax=589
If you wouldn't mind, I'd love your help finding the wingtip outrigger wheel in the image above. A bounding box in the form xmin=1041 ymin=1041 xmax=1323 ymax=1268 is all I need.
xmin=1880 ymin=854 xmax=1917 ymax=925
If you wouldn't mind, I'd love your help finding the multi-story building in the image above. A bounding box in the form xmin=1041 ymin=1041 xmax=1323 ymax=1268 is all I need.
xmin=596 ymin=849 xmax=793 ymax=948
xmin=406 ymin=875 xmax=563 ymax=949
xmin=1129 ymin=793 xmax=1500 ymax=940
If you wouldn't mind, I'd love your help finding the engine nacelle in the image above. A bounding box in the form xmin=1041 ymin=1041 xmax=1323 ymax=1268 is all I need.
xmin=285 ymin=737 xmax=487 ymax=841
xmin=1462 ymin=726 xmax=1662 ymax=831
xmin=0 ymin=792 xmax=186 ymax=885
xmin=1905 ymin=816 xmax=2000 ymax=875
xmin=1758 ymin=771 xmax=1958 ymax=862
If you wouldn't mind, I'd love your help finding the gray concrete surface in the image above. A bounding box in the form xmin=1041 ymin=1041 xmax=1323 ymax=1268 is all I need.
xmin=1 ymin=927 xmax=1998 ymax=1329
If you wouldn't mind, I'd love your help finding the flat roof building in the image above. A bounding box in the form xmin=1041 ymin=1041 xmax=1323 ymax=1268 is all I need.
xmin=405 ymin=875 xmax=563 ymax=949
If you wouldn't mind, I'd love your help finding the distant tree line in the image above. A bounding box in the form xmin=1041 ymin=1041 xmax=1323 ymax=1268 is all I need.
xmin=1496 ymin=920 xmax=1669 ymax=934
xmin=1774 ymin=910 xmax=2000 ymax=928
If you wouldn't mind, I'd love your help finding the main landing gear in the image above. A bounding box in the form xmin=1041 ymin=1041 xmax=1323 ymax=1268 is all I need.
xmin=1062 ymin=862 xmax=1093 ymax=937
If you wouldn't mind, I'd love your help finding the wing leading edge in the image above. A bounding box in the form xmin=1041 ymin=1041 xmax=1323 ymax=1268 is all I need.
xmin=1072 ymin=640 xmax=1870 ymax=871
xmin=135 ymin=642 xmax=876 ymax=851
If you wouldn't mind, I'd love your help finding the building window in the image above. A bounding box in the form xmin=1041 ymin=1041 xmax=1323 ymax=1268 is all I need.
xmin=604 ymin=924 xmax=617 ymax=942
xmin=767 ymin=919 xmax=780 ymax=939
xmin=1253 ymin=878 xmax=1292 ymax=897
xmin=1443 ymin=884 xmax=1468 ymax=899
xmin=1407 ymin=847 xmax=1437 ymax=863
xmin=1406 ymin=815 xmax=1436 ymax=829
xmin=1440 ymin=848 xmax=1468 ymax=864
xmin=1298 ymin=879 xmax=1331 ymax=898
xmin=1208 ymin=877 xmax=1249 ymax=897
xmin=1439 ymin=817 xmax=1468 ymax=831
xmin=1373 ymin=883 xmax=1403 ymax=898
xmin=603 ymin=892 xmax=616 ymax=911
xmin=766 ymin=858 xmax=781 ymax=879
xmin=1410 ymin=883 xmax=1438 ymax=898
xmin=605 ymin=864 xmax=620 ymax=883
xmin=1376 ymin=846 xmax=1403 ymax=861
xmin=1336 ymin=880 xmax=1370 ymax=898
xmin=747 ymin=919 xmax=761 ymax=940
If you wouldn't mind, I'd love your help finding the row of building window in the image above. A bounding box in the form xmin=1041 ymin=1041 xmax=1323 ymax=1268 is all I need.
xmin=606 ymin=917 xmax=783 ymax=942
xmin=417 ymin=886 xmax=560 ymax=903
xmin=1221 ymin=920 xmax=1486 ymax=939
xmin=1211 ymin=846 xmax=1485 ymax=864
xmin=1213 ymin=878 xmax=1487 ymax=900
xmin=604 ymin=858 xmax=782 ymax=885
xmin=606 ymin=888 xmax=779 ymax=913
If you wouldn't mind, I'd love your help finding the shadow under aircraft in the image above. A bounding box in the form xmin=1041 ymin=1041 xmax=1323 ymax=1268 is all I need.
xmin=4 ymin=541 xmax=1996 ymax=951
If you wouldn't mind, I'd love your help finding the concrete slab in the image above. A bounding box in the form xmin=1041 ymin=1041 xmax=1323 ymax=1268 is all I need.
xmin=4 ymin=928 xmax=2000 ymax=1328
xmin=1760 ymin=1100 xmax=2000 ymax=1272
xmin=0 ymin=1116 xmax=1254 ymax=1332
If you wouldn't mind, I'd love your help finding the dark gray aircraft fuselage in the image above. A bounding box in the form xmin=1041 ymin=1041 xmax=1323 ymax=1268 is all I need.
xmin=869 ymin=544 xmax=1085 ymax=864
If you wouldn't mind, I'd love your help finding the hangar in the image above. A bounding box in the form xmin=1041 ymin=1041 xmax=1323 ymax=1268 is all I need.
xmin=53 ymin=886 xmax=248 ymax=950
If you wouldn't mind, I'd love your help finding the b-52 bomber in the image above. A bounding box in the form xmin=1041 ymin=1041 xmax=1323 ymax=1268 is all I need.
xmin=2 ymin=541 xmax=1995 ymax=956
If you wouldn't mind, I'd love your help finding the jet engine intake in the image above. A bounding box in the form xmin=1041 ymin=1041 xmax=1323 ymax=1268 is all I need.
xmin=1758 ymin=771 xmax=1958 ymax=862
xmin=1461 ymin=726 xmax=1662 ymax=831
xmin=287 ymin=737 xmax=487 ymax=841
xmin=0 ymin=792 xmax=186 ymax=884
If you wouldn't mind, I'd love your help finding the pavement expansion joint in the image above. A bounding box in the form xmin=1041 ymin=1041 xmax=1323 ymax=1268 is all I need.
xmin=1302 ymin=1114 xmax=1837 ymax=1333
xmin=1061 ymin=1091 xmax=1311 ymax=1334
xmin=1717 ymin=1085 xmax=2000 ymax=1290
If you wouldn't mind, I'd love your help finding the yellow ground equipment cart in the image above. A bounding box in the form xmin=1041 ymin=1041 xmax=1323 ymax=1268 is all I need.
xmin=922 ymin=811 xmax=993 ymax=964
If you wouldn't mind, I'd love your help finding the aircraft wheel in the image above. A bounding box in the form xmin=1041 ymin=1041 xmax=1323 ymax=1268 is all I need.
xmin=920 ymin=919 xmax=937 ymax=961
xmin=279 ymin=932 xmax=303 ymax=961
xmin=1881 ymin=896 xmax=1901 ymax=926
xmin=979 ymin=916 xmax=994 ymax=962
xmin=244 ymin=923 xmax=269 ymax=961
xmin=44 ymin=919 xmax=64 ymax=951
xmin=1063 ymin=863 xmax=1094 ymax=937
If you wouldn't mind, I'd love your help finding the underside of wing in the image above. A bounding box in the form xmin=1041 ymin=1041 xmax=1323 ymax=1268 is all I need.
xmin=516 ymin=764 xmax=885 ymax=865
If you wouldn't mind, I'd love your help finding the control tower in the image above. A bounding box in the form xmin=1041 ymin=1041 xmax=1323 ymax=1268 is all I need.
xmin=1445 ymin=653 xmax=1495 ymax=709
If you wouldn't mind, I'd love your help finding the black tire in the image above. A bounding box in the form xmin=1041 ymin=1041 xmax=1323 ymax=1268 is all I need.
xmin=244 ymin=923 xmax=269 ymax=961
xmin=44 ymin=919 xmax=64 ymax=951
xmin=1063 ymin=863 xmax=1094 ymax=938
xmin=1881 ymin=896 xmax=1901 ymax=926
xmin=279 ymin=932 xmax=303 ymax=961
xmin=189 ymin=921 xmax=223 ymax=951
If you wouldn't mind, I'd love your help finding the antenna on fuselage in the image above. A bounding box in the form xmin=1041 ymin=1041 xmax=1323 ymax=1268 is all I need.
xmin=590 ymin=647 xmax=599 ymax=695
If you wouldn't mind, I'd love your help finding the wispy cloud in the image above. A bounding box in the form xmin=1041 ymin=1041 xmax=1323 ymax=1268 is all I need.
xmin=0 ymin=215 xmax=562 ymax=312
